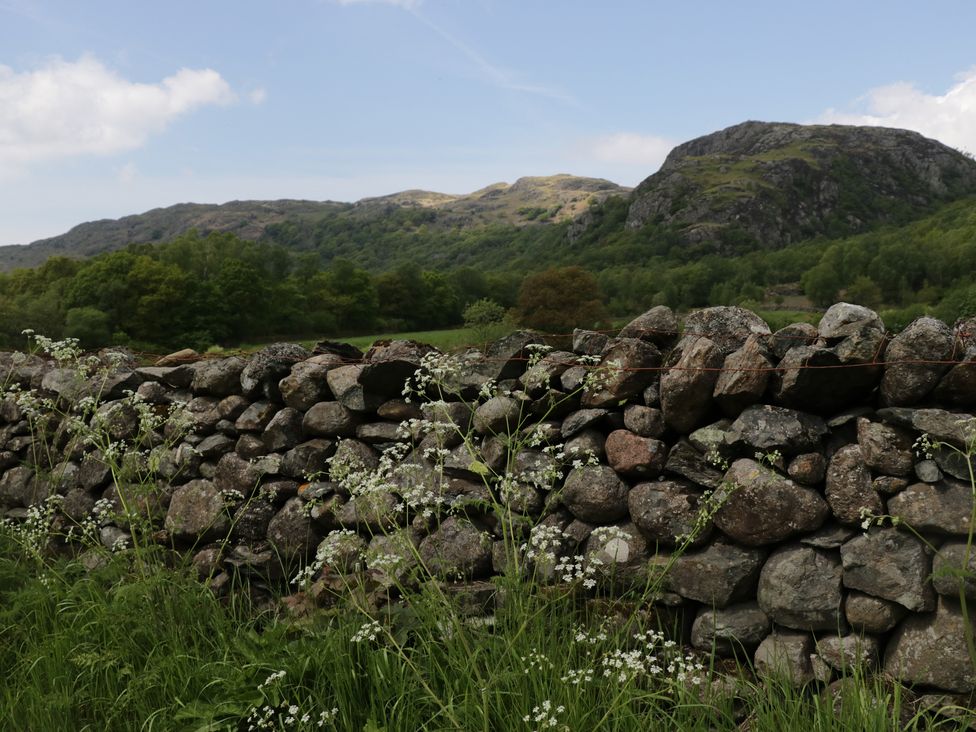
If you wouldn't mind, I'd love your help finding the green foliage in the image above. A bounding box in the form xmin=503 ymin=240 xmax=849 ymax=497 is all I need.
xmin=516 ymin=266 xmax=609 ymax=333
xmin=64 ymin=306 xmax=112 ymax=348
xmin=462 ymin=298 xmax=508 ymax=344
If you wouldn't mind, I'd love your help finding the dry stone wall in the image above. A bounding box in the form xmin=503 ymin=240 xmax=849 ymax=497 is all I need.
xmin=2 ymin=302 xmax=976 ymax=698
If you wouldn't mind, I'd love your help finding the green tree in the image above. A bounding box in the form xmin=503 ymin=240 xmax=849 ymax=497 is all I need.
xmin=515 ymin=266 xmax=608 ymax=333
xmin=463 ymin=298 xmax=508 ymax=344
xmin=64 ymin=307 xmax=112 ymax=348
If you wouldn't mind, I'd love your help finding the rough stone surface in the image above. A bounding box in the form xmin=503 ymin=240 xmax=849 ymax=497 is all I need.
xmin=754 ymin=632 xmax=815 ymax=686
xmin=165 ymin=480 xmax=229 ymax=543
xmin=664 ymin=440 xmax=724 ymax=489
xmin=622 ymin=405 xmax=665 ymax=438
xmin=887 ymin=479 xmax=974 ymax=536
xmin=884 ymin=598 xmax=976 ymax=693
xmin=278 ymin=360 xmax=333 ymax=411
xmin=581 ymin=338 xmax=661 ymax=408
xmin=856 ymin=418 xmax=915 ymax=476
xmin=876 ymin=407 xmax=975 ymax=449
xmin=714 ymin=459 xmax=829 ymax=546
xmin=932 ymin=541 xmax=976 ymax=600
xmin=844 ymin=591 xmax=907 ymax=634
xmin=769 ymin=322 xmax=817 ymax=359
xmin=691 ymin=602 xmax=771 ymax=656
xmin=473 ymin=396 xmax=521 ymax=435
xmin=267 ymin=497 xmax=322 ymax=557
xmin=713 ymin=335 xmax=772 ymax=416
xmin=786 ymin=452 xmax=826 ymax=485
xmin=819 ymin=303 xmax=884 ymax=339
xmin=682 ymin=306 xmax=772 ymax=355
xmin=240 ymin=343 xmax=310 ymax=401
xmin=668 ymin=539 xmax=765 ymax=607
xmin=840 ymin=527 xmax=935 ymax=611
xmin=825 ymin=445 xmax=883 ymax=526
xmin=757 ymin=544 xmax=844 ymax=631
xmin=816 ymin=634 xmax=880 ymax=672
xmin=326 ymin=365 xmax=383 ymax=413
xmin=726 ymin=405 xmax=828 ymax=457
xmin=418 ymin=516 xmax=492 ymax=579
xmin=604 ymin=430 xmax=666 ymax=478
xmin=359 ymin=340 xmax=437 ymax=397
xmin=562 ymin=465 xmax=630 ymax=523
xmin=235 ymin=401 xmax=278 ymax=432
xmin=881 ymin=317 xmax=954 ymax=406
xmin=303 ymin=401 xmax=362 ymax=437
xmin=628 ymin=479 xmax=712 ymax=548
xmin=617 ymin=305 xmax=679 ymax=346
xmin=190 ymin=357 xmax=245 ymax=397
xmin=660 ymin=336 xmax=724 ymax=433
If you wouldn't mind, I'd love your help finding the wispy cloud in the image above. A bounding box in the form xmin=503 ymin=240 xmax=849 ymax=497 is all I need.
xmin=818 ymin=67 xmax=976 ymax=155
xmin=587 ymin=132 xmax=675 ymax=169
xmin=0 ymin=55 xmax=234 ymax=167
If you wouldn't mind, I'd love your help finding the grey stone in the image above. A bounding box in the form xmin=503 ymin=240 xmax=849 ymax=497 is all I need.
xmin=825 ymin=444 xmax=883 ymax=526
xmin=0 ymin=466 xmax=42 ymax=508
xmin=664 ymin=440 xmax=724 ymax=489
xmin=668 ymin=539 xmax=765 ymax=606
xmin=195 ymin=433 xmax=236 ymax=461
xmin=327 ymin=364 xmax=383 ymax=413
xmin=682 ymin=306 xmax=771 ymax=355
xmin=884 ymin=597 xmax=976 ymax=693
xmin=714 ymin=459 xmax=829 ymax=546
xmin=230 ymin=499 xmax=276 ymax=543
xmin=726 ymin=404 xmax=828 ymax=457
xmin=303 ymin=401 xmax=362 ymax=437
xmin=561 ymin=409 xmax=608 ymax=438
xmin=754 ymin=632 xmax=815 ymax=686
xmin=887 ymin=479 xmax=974 ymax=536
xmin=841 ymin=527 xmax=935 ymax=611
xmin=660 ymin=336 xmax=724 ymax=433
xmin=581 ymin=338 xmax=661 ymax=408
xmin=876 ymin=407 xmax=975 ymax=449
xmin=934 ymin=354 xmax=976 ymax=407
xmin=915 ymin=460 xmax=943 ymax=482
xmin=241 ymin=343 xmax=310 ymax=401
xmin=191 ymin=357 xmax=245 ymax=397
xmin=335 ymin=491 xmax=403 ymax=533
xmin=799 ymin=523 xmax=857 ymax=549
xmin=562 ymin=465 xmax=629 ymax=523
xmin=769 ymin=322 xmax=817 ymax=359
xmin=217 ymin=395 xmax=250 ymax=421
xmin=572 ymin=328 xmax=609 ymax=356
xmin=787 ymin=452 xmax=826 ymax=485
xmin=628 ymin=479 xmax=712 ymax=548
xmin=279 ymin=361 xmax=333 ymax=411
xmin=359 ymin=340 xmax=437 ymax=397
xmin=617 ymin=305 xmax=679 ymax=347
xmin=621 ymin=404 xmax=664 ymax=438
xmin=418 ymin=516 xmax=493 ymax=579
xmin=856 ymin=418 xmax=914 ymax=476
xmin=267 ymin=496 xmax=322 ymax=558
xmin=234 ymin=435 xmax=267 ymax=460
xmin=165 ymin=479 xmax=230 ymax=542
xmin=932 ymin=541 xmax=976 ymax=600
xmin=691 ymin=602 xmax=771 ymax=656
xmin=816 ymin=634 xmax=880 ymax=672
xmin=355 ymin=422 xmax=403 ymax=444
xmin=881 ymin=317 xmax=954 ymax=406
xmin=844 ymin=591 xmax=907 ymax=634
xmin=819 ymin=302 xmax=884 ymax=339
xmin=473 ymin=396 xmax=521 ymax=435
xmin=262 ymin=408 xmax=303 ymax=452
xmin=713 ymin=335 xmax=772 ymax=416
xmin=757 ymin=544 xmax=844 ymax=631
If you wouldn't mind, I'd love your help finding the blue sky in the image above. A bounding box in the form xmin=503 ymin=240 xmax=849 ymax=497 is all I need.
xmin=2 ymin=0 xmax=976 ymax=246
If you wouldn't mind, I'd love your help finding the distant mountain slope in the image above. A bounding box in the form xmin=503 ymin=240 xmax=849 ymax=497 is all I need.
xmin=623 ymin=121 xmax=976 ymax=251
xmin=0 ymin=175 xmax=627 ymax=271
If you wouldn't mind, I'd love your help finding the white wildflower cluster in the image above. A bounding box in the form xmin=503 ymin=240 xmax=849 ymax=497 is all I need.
xmin=246 ymin=671 xmax=340 ymax=729
xmin=402 ymin=352 xmax=464 ymax=402
xmin=291 ymin=529 xmax=364 ymax=588
xmin=754 ymin=449 xmax=782 ymax=467
xmin=553 ymin=554 xmax=601 ymax=589
xmin=28 ymin=333 xmax=84 ymax=366
xmin=600 ymin=630 xmax=705 ymax=686
xmin=367 ymin=551 xmax=405 ymax=576
xmin=913 ymin=433 xmax=938 ymax=460
xmin=220 ymin=488 xmax=245 ymax=506
xmin=521 ymin=344 xmax=555 ymax=392
xmin=351 ymin=619 xmax=383 ymax=644
xmin=858 ymin=506 xmax=901 ymax=533
xmin=522 ymin=524 xmax=567 ymax=564
xmin=581 ymin=357 xmax=622 ymax=393
xmin=2 ymin=494 xmax=64 ymax=556
xmin=704 ymin=448 xmax=729 ymax=471
xmin=520 ymin=647 xmax=555 ymax=674
xmin=522 ymin=699 xmax=567 ymax=731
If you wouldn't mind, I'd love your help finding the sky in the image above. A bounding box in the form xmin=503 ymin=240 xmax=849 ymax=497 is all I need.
xmin=2 ymin=0 xmax=976 ymax=246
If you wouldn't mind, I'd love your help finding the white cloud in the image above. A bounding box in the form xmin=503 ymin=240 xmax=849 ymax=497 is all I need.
xmin=116 ymin=161 xmax=137 ymax=184
xmin=818 ymin=67 xmax=976 ymax=154
xmin=588 ymin=132 xmax=675 ymax=169
xmin=248 ymin=87 xmax=267 ymax=105
xmin=0 ymin=55 xmax=234 ymax=166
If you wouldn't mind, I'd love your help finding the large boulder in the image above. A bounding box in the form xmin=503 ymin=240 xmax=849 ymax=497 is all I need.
xmin=165 ymin=479 xmax=230 ymax=543
xmin=418 ymin=516 xmax=493 ymax=579
xmin=562 ymin=465 xmax=629 ymax=523
xmin=278 ymin=359 xmax=335 ymax=411
xmin=824 ymin=445 xmax=883 ymax=526
xmin=240 ymin=343 xmax=311 ymax=401
xmin=190 ymin=357 xmax=245 ymax=397
xmin=267 ymin=496 xmax=322 ymax=558
xmin=617 ymin=306 xmax=679 ymax=346
xmin=581 ymin=338 xmax=661 ymax=408
xmin=682 ymin=306 xmax=771 ymax=355
xmin=880 ymin=317 xmax=954 ymax=406
xmin=725 ymin=404 xmax=828 ymax=457
xmin=604 ymin=430 xmax=666 ymax=479
xmin=668 ymin=539 xmax=765 ymax=607
xmin=856 ymin=418 xmax=914 ymax=476
xmin=757 ymin=544 xmax=844 ymax=631
xmin=691 ymin=602 xmax=771 ymax=656
xmin=713 ymin=335 xmax=772 ymax=416
xmin=887 ymin=479 xmax=975 ymax=536
xmin=628 ymin=479 xmax=711 ymax=547
xmin=660 ymin=336 xmax=724 ymax=433
xmin=303 ymin=401 xmax=363 ymax=437
xmin=932 ymin=541 xmax=976 ymax=600
xmin=840 ymin=527 xmax=935 ymax=612
xmin=713 ymin=459 xmax=829 ymax=546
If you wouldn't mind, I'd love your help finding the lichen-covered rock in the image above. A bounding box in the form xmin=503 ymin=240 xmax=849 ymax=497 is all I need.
xmin=856 ymin=418 xmax=914 ymax=476
xmin=769 ymin=322 xmax=817 ymax=360
xmin=786 ymin=452 xmax=826 ymax=485
xmin=165 ymin=479 xmax=229 ymax=542
xmin=628 ymin=479 xmax=712 ymax=547
xmin=235 ymin=401 xmax=277 ymax=432
xmin=572 ymin=328 xmax=609 ymax=356
xmin=604 ymin=430 xmax=666 ymax=478
xmin=932 ymin=541 xmax=976 ymax=600
xmin=714 ymin=459 xmax=829 ymax=546
xmin=418 ymin=516 xmax=492 ymax=579
xmin=887 ymin=479 xmax=974 ymax=536
xmin=191 ymin=357 xmax=245 ymax=397
xmin=562 ymin=465 xmax=629 ymax=523
xmin=278 ymin=360 xmax=334 ymax=411
xmin=682 ymin=306 xmax=771 ymax=355
xmin=581 ymin=338 xmax=661 ymax=408
xmin=876 ymin=407 xmax=975 ymax=449
xmin=661 ymin=336 xmax=723 ymax=433
xmin=840 ymin=527 xmax=935 ymax=611
xmin=825 ymin=445 xmax=883 ymax=525
xmin=713 ymin=335 xmax=772 ymax=416
xmin=241 ymin=343 xmax=310 ymax=401
xmin=359 ymin=340 xmax=438 ymax=397
xmin=473 ymin=396 xmax=521 ymax=435
xmin=214 ymin=453 xmax=272 ymax=496
xmin=267 ymin=496 xmax=322 ymax=558
xmin=230 ymin=499 xmax=277 ymax=543
xmin=303 ymin=401 xmax=362 ymax=438
xmin=881 ymin=317 xmax=954 ymax=406
xmin=668 ymin=539 xmax=765 ymax=606
xmin=262 ymin=408 xmax=303 ymax=452
xmin=664 ymin=439 xmax=724 ymax=489
xmin=816 ymin=634 xmax=880 ymax=673
xmin=757 ymin=544 xmax=844 ymax=631
xmin=726 ymin=404 xmax=828 ymax=457
xmin=618 ymin=306 xmax=679 ymax=347
xmin=819 ymin=303 xmax=884 ymax=339
xmin=691 ymin=602 xmax=771 ymax=656
xmin=622 ymin=405 xmax=665 ymax=438
xmin=884 ymin=597 xmax=976 ymax=693
xmin=844 ymin=591 xmax=907 ymax=634
xmin=754 ymin=632 xmax=815 ymax=686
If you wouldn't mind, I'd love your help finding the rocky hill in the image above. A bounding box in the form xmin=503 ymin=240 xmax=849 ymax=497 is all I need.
xmin=623 ymin=121 xmax=976 ymax=252
xmin=0 ymin=175 xmax=627 ymax=271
